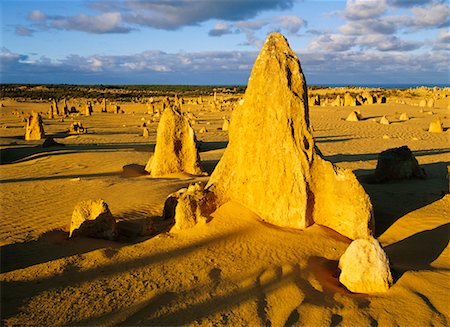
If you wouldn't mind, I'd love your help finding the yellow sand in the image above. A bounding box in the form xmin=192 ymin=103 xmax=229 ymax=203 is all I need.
xmin=0 ymin=95 xmax=449 ymax=326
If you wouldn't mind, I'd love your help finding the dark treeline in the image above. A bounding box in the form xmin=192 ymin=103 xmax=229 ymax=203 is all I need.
xmin=0 ymin=84 xmax=247 ymax=101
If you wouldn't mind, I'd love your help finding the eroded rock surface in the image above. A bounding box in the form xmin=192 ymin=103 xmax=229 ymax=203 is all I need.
xmin=69 ymin=199 xmax=117 ymax=240
xmin=374 ymin=146 xmax=426 ymax=182
xmin=339 ymin=237 xmax=393 ymax=293
xmin=25 ymin=112 xmax=45 ymax=141
xmin=205 ymin=32 xmax=373 ymax=239
xmin=146 ymin=106 xmax=204 ymax=176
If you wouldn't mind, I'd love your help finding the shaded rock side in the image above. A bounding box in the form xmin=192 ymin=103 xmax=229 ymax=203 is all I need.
xmin=374 ymin=146 xmax=426 ymax=182
xmin=339 ymin=237 xmax=393 ymax=293
xmin=145 ymin=106 xmax=204 ymax=176
xmin=69 ymin=199 xmax=117 ymax=240
xmin=206 ymin=33 xmax=373 ymax=239
xmin=25 ymin=112 xmax=45 ymax=141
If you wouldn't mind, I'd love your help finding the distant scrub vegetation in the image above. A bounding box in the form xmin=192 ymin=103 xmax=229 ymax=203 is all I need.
xmin=0 ymin=84 xmax=247 ymax=101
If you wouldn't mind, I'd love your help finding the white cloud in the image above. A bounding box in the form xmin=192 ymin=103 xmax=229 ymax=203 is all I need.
xmin=50 ymin=12 xmax=131 ymax=34
xmin=209 ymin=22 xmax=233 ymax=37
xmin=274 ymin=16 xmax=307 ymax=34
xmin=345 ymin=0 xmax=387 ymax=20
xmin=308 ymin=34 xmax=357 ymax=52
xmin=408 ymin=2 xmax=450 ymax=29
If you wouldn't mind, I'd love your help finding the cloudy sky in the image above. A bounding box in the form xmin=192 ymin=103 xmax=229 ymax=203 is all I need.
xmin=1 ymin=0 xmax=449 ymax=85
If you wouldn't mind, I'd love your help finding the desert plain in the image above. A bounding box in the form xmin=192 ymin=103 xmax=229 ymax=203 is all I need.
xmin=0 ymin=77 xmax=449 ymax=326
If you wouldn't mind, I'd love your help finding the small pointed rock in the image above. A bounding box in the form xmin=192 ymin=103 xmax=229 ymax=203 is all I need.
xmin=428 ymin=118 xmax=443 ymax=133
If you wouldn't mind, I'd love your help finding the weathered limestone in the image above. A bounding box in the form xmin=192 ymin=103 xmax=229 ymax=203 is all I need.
xmin=339 ymin=237 xmax=393 ymax=293
xmin=69 ymin=122 xmax=87 ymax=134
xmin=205 ymin=33 xmax=373 ymax=240
xmin=362 ymin=91 xmax=374 ymax=104
xmin=61 ymin=99 xmax=69 ymax=116
xmin=429 ymin=118 xmax=443 ymax=133
xmin=380 ymin=116 xmax=390 ymax=125
xmin=69 ymin=199 xmax=117 ymax=240
xmin=145 ymin=106 xmax=204 ymax=177
xmin=164 ymin=183 xmax=217 ymax=230
xmin=222 ymin=118 xmax=230 ymax=131
xmin=25 ymin=112 xmax=45 ymax=141
xmin=374 ymin=146 xmax=425 ymax=182
xmin=419 ymin=99 xmax=427 ymax=107
xmin=344 ymin=93 xmax=357 ymax=106
xmin=399 ymin=113 xmax=409 ymax=121
xmin=346 ymin=111 xmax=361 ymax=122
xmin=143 ymin=127 xmax=150 ymax=138
xmin=52 ymin=99 xmax=60 ymax=116
xmin=101 ymin=98 xmax=107 ymax=113
xmin=333 ymin=95 xmax=344 ymax=106
xmin=85 ymin=102 xmax=93 ymax=116
xmin=427 ymin=98 xmax=435 ymax=108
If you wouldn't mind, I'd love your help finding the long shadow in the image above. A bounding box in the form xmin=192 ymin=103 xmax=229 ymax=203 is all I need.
xmin=202 ymin=159 xmax=220 ymax=175
xmin=0 ymin=228 xmax=246 ymax=321
xmin=89 ymin=262 xmax=358 ymax=326
xmin=354 ymin=162 xmax=448 ymax=237
xmin=324 ymin=148 xmax=450 ymax=164
xmin=385 ymin=223 xmax=450 ymax=281
xmin=0 ymin=143 xmax=154 ymax=164
xmin=198 ymin=141 xmax=228 ymax=152
xmin=0 ymin=171 xmax=118 ymax=184
xmin=0 ymin=230 xmax=120 ymax=274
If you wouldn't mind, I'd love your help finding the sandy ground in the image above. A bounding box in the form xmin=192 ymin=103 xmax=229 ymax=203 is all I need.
xmin=0 ymin=95 xmax=449 ymax=326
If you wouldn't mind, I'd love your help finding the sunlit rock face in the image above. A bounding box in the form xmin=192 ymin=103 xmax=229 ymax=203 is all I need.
xmin=145 ymin=106 xmax=204 ymax=177
xmin=206 ymin=32 xmax=374 ymax=240
xmin=25 ymin=112 xmax=45 ymax=141
xmin=339 ymin=237 xmax=393 ymax=293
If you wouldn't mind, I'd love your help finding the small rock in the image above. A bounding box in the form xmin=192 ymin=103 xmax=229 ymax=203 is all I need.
xmin=379 ymin=116 xmax=390 ymax=125
xmin=428 ymin=118 xmax=443 ymax=133
xmin=339 ymin=236 xmax=393 ymax=293
xmin=374 ymin=146 xmax=425 ymax=182
xmin=69 ymin=199 xmax=117 ymax=240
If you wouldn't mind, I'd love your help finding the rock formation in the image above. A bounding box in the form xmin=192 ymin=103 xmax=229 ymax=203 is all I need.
xmin=374 ymin=146 xmax=425 ymax=182
xmin=429 ymin=118 xmax=443 ymax=133
xmin=69 ymin=122 xmax=87 ymax=134
xmin=419 ymin=99 xmax=427 ymax=107
xmin=344 ymin=93 xmax=357 ymax=106
xmin=201 ymin=33 xmax=373 ymax=239
xmin=163 ymin=183 xmax=216 ymax=230
xmin=25 ymin=112 xmax=45 ymax=141
xmin=52 ymin=99 xmax=60 ymax=116
xmin=346 ymin=111 xmax=361 ymax=122
xmin=362 ymin=91 xmax=374 ymax=104
xmin=427 ymin=98 xmax=435 ymax=108
xmin=145 ymin=106 xmax=204 ymax=177
xmin=222 ymin=118 xmax=230 ymax=131
xmin=85 ymin=102 xmax=93 ymax=116
xmin=61 ymin=99 xmax=69 ymax=116
xmin=399 ymin=113 xmax=409 ymax=121
xmin=69 ymin=199 xmax=117 ymax=240
xmin=380 ymin=116 xmax=390 ymax=125
xmin=143 ymin=127 xmax=150 ymax=138
xmin=339 ymin=237 xmax=393 ymax=293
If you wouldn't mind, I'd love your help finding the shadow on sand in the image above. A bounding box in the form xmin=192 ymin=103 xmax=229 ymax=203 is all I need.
xmin=385 ymin=223 xmax=450 ymax=282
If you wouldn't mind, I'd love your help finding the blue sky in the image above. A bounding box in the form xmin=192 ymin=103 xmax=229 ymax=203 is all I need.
xmin=1 ymin=0 xmax=449 ymax=85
